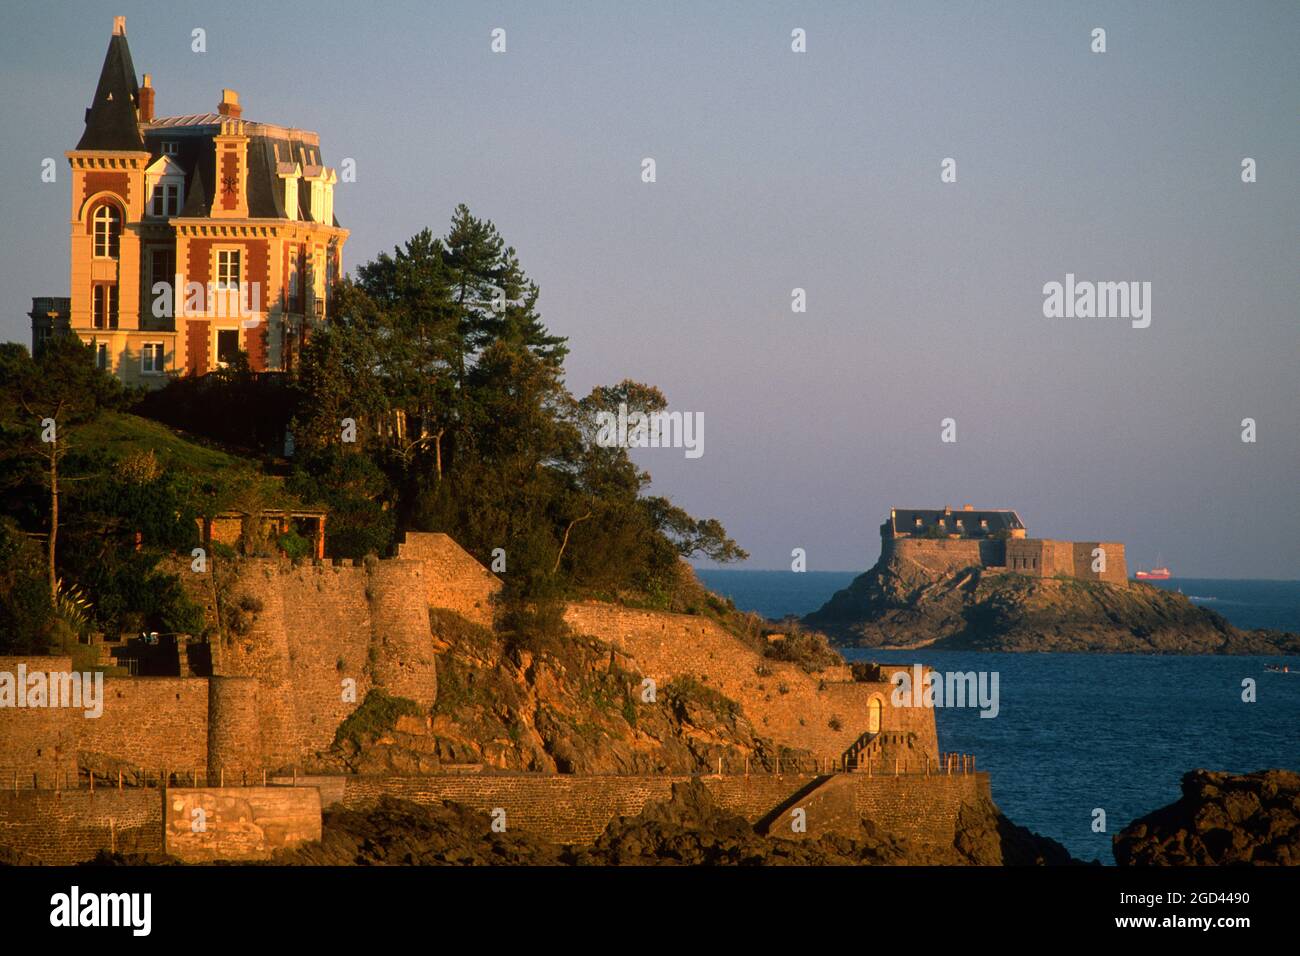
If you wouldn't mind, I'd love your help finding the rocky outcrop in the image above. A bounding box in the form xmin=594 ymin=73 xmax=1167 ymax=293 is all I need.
xmin=805 ymin=552 xmax=1300 ymax=654
xmin=319 ymin=609 xmax=805 ymax=776
xmin=1114 ymin=770 xmax=1300 ymax=865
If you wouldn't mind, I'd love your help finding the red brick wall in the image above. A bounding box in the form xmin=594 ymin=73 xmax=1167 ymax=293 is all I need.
xmin=82 ymin=171 xmax=130 ymax=209
xmin=187 ymin=239 xmax=213 ymax=287
xmin=186 ymin=318 xmax=208 ymax=374
xmin=220 ymin=149 xmax=239 ymax=211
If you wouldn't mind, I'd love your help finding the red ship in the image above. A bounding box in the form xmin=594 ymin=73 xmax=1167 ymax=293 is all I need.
xmin=1135 ymin=567 xmax=1172 ymax=580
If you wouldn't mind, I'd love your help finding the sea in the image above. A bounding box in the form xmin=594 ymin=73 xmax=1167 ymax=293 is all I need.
xmin=696 ymin=569 xmax=1300 ymax=863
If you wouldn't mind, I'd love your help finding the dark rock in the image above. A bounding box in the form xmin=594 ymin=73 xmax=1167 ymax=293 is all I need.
xmin=805 ymin=553 xmax=1300 ymax=654
xmin=1114 ymin=769 xmax=1300 ymax=865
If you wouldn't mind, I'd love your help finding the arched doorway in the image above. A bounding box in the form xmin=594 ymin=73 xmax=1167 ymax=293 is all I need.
xmin=867 ymin=696 xmax=882 ymax=735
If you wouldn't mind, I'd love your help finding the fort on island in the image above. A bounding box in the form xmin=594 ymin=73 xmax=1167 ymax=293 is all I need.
xmin=882 ymin=505 xmax=1128 ymax=585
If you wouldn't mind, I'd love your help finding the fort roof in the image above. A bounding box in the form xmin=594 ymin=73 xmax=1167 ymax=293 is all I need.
xmin=887 ymin=507 xmax=1025 ymax=537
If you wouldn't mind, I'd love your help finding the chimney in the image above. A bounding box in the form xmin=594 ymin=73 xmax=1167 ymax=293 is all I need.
xmin=138 ymin=73 xmax=155 ymax=123
xmin=963 ymin=504 xmax=974 ymax=511
xmin=113 ymin=16 xmax=126 ymax=36
xmin=218 ymin=89 xmax=242 ymax=119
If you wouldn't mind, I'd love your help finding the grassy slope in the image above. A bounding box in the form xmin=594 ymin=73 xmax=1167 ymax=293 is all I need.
xmin=75 ymin=411 xmax=299 ymax=508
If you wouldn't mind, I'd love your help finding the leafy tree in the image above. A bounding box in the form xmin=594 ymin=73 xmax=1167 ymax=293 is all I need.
xmin=0 ymin=338 xmax=120 ymax=599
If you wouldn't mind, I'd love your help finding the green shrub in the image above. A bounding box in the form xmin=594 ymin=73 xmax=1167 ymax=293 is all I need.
xmin=277 ymin=530 xmax=312 ymax=561
xmin=764 ymin=630 xmax=843 ymax=674
xmin=333 ymin=689 xmax=423 ymax=749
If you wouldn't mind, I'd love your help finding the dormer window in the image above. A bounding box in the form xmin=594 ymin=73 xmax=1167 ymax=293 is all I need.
xmin=144 ymin=156 xmax=185 ymax=220
xmin=92 ymin=204 xmax=121 ymax=258
xmin=151 ymin=182 xmax=181 ymax=217
xmin=914 ymin=516 xmax=922 ymax=528
xmin=980 ymin=519 xmax=989 ymax=529
xmin=161 ymin=141 xmax=179 ymax=156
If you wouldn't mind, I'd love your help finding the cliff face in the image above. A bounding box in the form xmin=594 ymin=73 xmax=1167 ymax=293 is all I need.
xmin=805 ymin=552 xmax=1300 ymax=654
xmin=1114 ymin=770 xmax=1300 ymax=865
xmin=327 ymin=609 xmax=797 ymax=776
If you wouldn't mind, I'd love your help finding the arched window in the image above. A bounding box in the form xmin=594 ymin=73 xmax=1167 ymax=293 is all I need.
xmin=868 ymin=697 xmax=883 ymax=735
xmin=92 ymin=204 xmax=122 ymax=258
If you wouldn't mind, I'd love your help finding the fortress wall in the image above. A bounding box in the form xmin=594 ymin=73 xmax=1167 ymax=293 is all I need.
xmin=365 ymin=559 xmax=439 ymax=708
xmin=339 ymin=772 xmax=987 ymax=848
xmin=80 ymin=678 xmax=210 ymax=772
xmin=0 ymin=661 xmax=207 ymax=781
xmin=851 ymin=773 xmax=990 ymax=849
xmin=341 ymin=773 xmax=688 ymax=844
xmin=867 ymin=667 xmax=941 ymax=760
xmin=397 ymin=532 xmax=502 ymax=627
xmin=562 ymin=603 xmax=925 ymax=762
xmin=209 ymin=558 xmax=438 ymax=767
xmin=0 ymin=789 xmax=162 ymax=864
xmin=273 ymin=562 xmax=376 ymax=763
xmin=1073 ymin=542 xmax=1127 ymax=585
xmin=0 ymin=656 xmax=81 ymax=780
xmin=207 ymin=677 xmax=261 ymax=775
xmin=163 ymin=786 xmax=321 ymax=862
xmin=886 ymin=538 xmax=985 ymax=574
xmin=1006 ymin=538 xmax=1045 ymax=574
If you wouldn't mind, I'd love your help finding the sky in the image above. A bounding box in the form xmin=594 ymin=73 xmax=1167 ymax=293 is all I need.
xmin=0 ymin=1 xmax=1296 ymax=577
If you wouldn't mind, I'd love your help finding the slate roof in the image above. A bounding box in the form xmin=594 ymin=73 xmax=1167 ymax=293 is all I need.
xmin=76 ymin=28 xmax=339 ymax=225
xmin=142 ymin=122 xmax=337 ymax=224
xmin=76 ymin=32 xmax=145 ymax=151
xmin=888 ymin=508 xmax=1025 ymax=537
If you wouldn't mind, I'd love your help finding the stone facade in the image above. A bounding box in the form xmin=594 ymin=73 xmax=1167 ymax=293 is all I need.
xmin=338 ymin=771 xmax=990 ymax=850
xmin=883 ymin=506 xmax=1128 ymax=584
xmin=163 ymin=786 xmax=321 ymax=862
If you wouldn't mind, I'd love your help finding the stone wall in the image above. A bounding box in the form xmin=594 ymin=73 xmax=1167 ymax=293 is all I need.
xmin=83 ymin=677 xmax=210 ymax=772
xmin=163 ymin=786 xmax=322 ymax=862
xmin=340 ymin=771 xmax=989 ymax=849
xmin=889 ymin=533 xmax=1128 ymax=585
xmin=1073 ymin=541 xmax=1128 ymax=585
xmin=194 ymin=557 xmax=438 ymax=768
xmin=396 ymin=532 xmax=502 ymax=627
xmin=0 ymin=658 xmax=209 ymax=782
xmin=1006 ymin=538 xmax=1128 ymax=584
xmin=561 ymin=603 xmax=934 ymax=764
xmin=0 ymin=789 xmax=162 ymax=864
xmin=852 ymin=773 xmax=990 ymax=848
xmin=884 ymin=537 xmax=990 ymax=574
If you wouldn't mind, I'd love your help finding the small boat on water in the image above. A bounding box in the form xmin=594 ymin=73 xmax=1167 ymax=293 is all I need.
xmin=1264 ymin=664 xmax=1296 ymax=674
xmin=1135 ymin=567 xmax=1172 ymax=581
